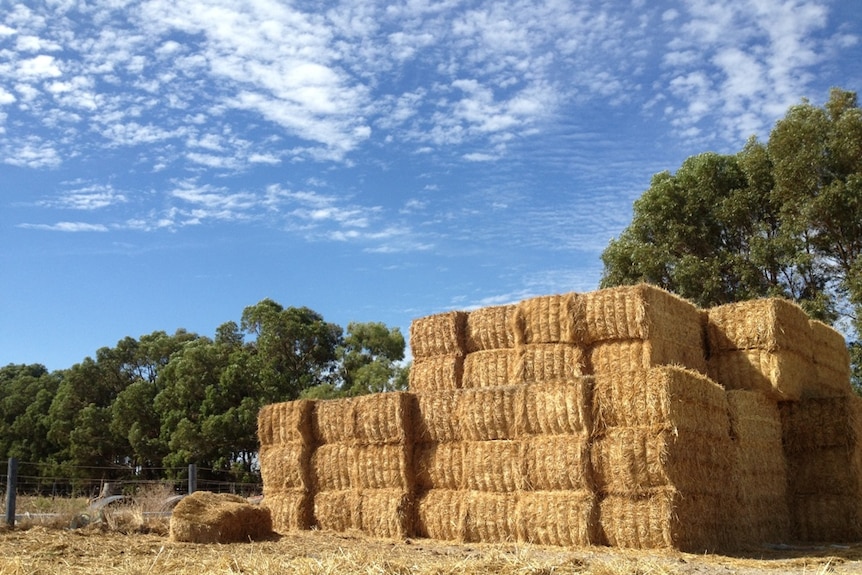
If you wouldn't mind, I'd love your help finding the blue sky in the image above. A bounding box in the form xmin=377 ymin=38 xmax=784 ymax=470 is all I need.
xmin=2 ymin=0 xmax=860 ymax=371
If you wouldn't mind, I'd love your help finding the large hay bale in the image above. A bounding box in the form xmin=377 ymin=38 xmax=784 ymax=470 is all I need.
xmin=259 ymin=443 xmax=312 ymax=493
xmin=312 ymin=443 xmax=413 ymax=491
xmin=458 ymin=385 xmax=524 ymax=441
xmin=590 ymin=338 xmax=706 ymax=376
xmin=262 ymin=491 xmax=312 ymax=532
xmin=466 ymin=304 xmax=517 ymax=351
xmin=514 ymin=343 xmax=587 ymax=383
xmin=707 ymin=348 xmax=811 ymax=401
xmin=415 ymin=489 xmax=467 ymax=542
xmin=169 ymin=491 xmax=273 ymax=544
xmin=463 ymin=491 xmax=521 ymax=543
xmin=781 ymin=396 xmax=862 ymax=453
xmin=592 ymin=366 xmax=729 ymax=432
xmin=591 ymin=426 xmax=731 ymax=496
xmin=523 ymin=434 xmax=592 ymax=491
xmin=415 ymin=442 xmax=465 ymax=491
xmin=313 ymin=490 xmax=362 ymax=533
xmin=461 ymin=440 xmax=526 ymax=492
xmin=462 ymin=348 xmax=518 ymax=388
xmin=599 ymin=487 xmax=731 ymax=552
xmin=579 ymin=284 xmax=704 ymax=347
xmin=809 ymin=320 xmax=853 ymax=397
xmin=521 ymin=379 xmax=593 ymax=436
xmin=726 ymin=391 xmax=791 ymax=544
xmin=413 ymin=390 xmax=461 ymax=443
xmin=789 ymin=494 xmax=862 ymax=543
xmin=359 ymin=489 xmax=414 ymax=539
xmin=513 ymin=293 xmax=580 ymax=345
xmin=409 ymin=354 xmax=464 ymax=392
xmin=410 ymin=311 xmax=468 ymax=358
xmin=706 ymin=298 xmax=812 ymax=356
xmin=257 ymin=399 xmax=314 ymax=447
xmin=352 ymin=391 xmax=414 ymax=445
xmin=519 ymin=490 xmax=598 ymax=546
xmin=311 ymin=397 xmax=356 ymax=444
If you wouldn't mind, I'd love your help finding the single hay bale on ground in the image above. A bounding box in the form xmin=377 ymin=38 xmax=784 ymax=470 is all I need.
xmin=262 ymin=490 xmax=312 ymax=532
xmin=414 ymin=442 xmax=465 ymax=491
xmin=513 ymin=343 xmax=587 ymax=384
xmin=520 ymin=379 xmax=593 ymax=436
xmin=579 ymin=284 xmax=704 ymax=347
xmin=413 ymin=390 xmax=461 ymax=443
xmin=523 ymin=434 xmax=592 ymax=491
xmin=591 ymin=426 xmax=731 ymax=496
xmin=458 ymin=385 xmax=524 ymax=441
xmin=518 ymin=490 xmax=598 ymax=547
xmin=409 ymin=355 xmax=464 ymax=392
xmin=705 ymin=297 xmax=813 ymax=356
xmin=461 ymin=440 xmax=526 ymax=492
xmin=259 ymin=443 xmax=312 ymax=493
xmin=592 ymin=366 xmax=729 ymax=433
xmin=257 ymin=399 xmax=314 ymax=447
xmin=410 ymin=311 xmax=468 ymax=358
xmin=169 ymin=491 xmax=273 ymax=544
xmin=352 ymin=391 xmax=414 ymax=445
xmin=462 ymin=348 xmax=518 ymax=388
xmin=466 ymin=304 xmax=517 ymax=351
xmin=590 ymin=338 xmax=706 ymax=376
xmin=707 ymin=348 xmax=811 ymax=402
xmin=808 ymin=320 xmax=853 ymax=397
xmin=513 ymin=293 xmax=580 ymax=345
xmin=415 ymin=489 xmax=467 ymax=542
xmin=599 ymin=487 xmax=732 ymax=552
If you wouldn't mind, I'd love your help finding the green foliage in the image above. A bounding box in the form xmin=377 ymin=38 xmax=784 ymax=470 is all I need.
xmin=602 ymin=87 xmax=862 ymax=380
xmin=0 ymin=302 xmax=407 ymax=486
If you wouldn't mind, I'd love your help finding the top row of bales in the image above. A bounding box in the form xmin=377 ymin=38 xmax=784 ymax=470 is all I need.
xmin=409 ymin=284 xmax=854 ymax=401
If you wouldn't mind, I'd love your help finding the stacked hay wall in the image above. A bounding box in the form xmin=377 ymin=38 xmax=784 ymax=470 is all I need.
xmin=409 ymin=311 xmax=467 ymax=391
xmin=310 ymin=392 xmax=416 ymax=539
xmin=781 ymin=396 xmax=862 ymax=542
xmin=727 ymin=390 xmax=791 ymax=545
xmin=258 ymin=400 xmax=315 ymax=531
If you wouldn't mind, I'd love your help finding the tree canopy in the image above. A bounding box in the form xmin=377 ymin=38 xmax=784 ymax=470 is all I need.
xmin=601 ymin=87 xmax=862 ymax=389
xmin=0 ymin=301 xmax=407 ymax=487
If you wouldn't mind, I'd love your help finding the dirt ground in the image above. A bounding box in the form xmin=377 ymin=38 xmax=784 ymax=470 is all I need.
xmin=1 ymin=523 xmax=861 ymax=575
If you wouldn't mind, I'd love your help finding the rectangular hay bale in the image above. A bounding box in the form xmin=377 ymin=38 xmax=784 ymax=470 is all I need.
xmin=808 ymin=320 xmax=853 ymax=397
xmin=312 ymin=443 xmax=413 ymax=491
xmin=513 ymin=293 xmax=580 ymax=344
xmin=708 ymin=348 xmax=811 ymax=401
xmin=466 ymin=304 xmax=517 ymax=351
xmin=514 ymin=343 xmax=587 ymax=384
xmin=579 ymin=284 xmax=703 ymax=346
xmin=518 ymin=490 xmax=598 ymax=547
xmin=415 ymin=489 xmax=467 ymax=542
xmin=590 ymin=338 xmax=706 ymax=375
xmin=410 ymin=311 xmax=468 ymax=358
xmin=360 ymin=489 xmax=414 ymax=540
xmin=352 ymin=391 xmax=414 ymax=445
xmin=458 ymin=385 xmax=524 ymax=441
xmin=592 ymin=366 xmax=730 ymax=432
xmin=413 ymin=390 xmax=461 ymax=443
xmin=263 ymin=490 xmax=312 ymax=532
xmin=313 ymin=490 xmax=362 ymax=533
xmin=520 ymin=379 xmax=592 ymax=436
xmin=414 ymin=442 xmax=465 ymax=491
xmin=706 ymin=298 xmax=812 ymax=356
xmin=259 ymin=443 xmax=312 ymax=493
xmin=463 ymin=491 xmax=521 ymax=543
xmin=461 ymin=440 xmax=526 ymax=492
xmin=462 ymin=348 xmax=518 ymax=388
xmin=312 ymin=397 xmax=356 ymax=444
xmin=258 ymin=399 xmax=314 ymax=447
xmin=409 ymin=355 xmax=464 ymax=392
xmin=523 ymin=434 xmax=592 ymax=491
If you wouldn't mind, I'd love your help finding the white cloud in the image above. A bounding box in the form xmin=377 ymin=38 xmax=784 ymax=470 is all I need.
xmin=18 ymin=221 xmax=109 ymax=232
xmin=40 ymin=186 xmax=128 ymax=210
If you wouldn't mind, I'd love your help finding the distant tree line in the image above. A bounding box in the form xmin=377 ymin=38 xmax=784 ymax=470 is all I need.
xmin=601 ymin=87 xmax=862 ymax=390
xmin=0 ymin=299 xmax=407 ymax=486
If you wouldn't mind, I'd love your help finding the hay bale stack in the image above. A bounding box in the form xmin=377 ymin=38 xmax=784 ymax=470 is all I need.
xmin=409 ymin=311 xmax=467 ymax=391
xmin=466 ymin=304 xmax=517 ymax=351
xmin=726 ymin=391 xmax=791 ymax=545
xmin=592 ymin=366 xmax=734 ymax=551
xmin=706 ymin=299 xmax=813 ymax=401
xmin=257 ymin=400 xmax=314 ymax=532
xmin=809 ymin=320 xmax=853 ymax=397
xmin=581 ymin=284 xmax=706 ymax=373
xmin=513 ymin=293 xmax=580 ymax=345
xmin=462 ymin=348 xmax=519 ymax=387
xmin=310 ymin=392 xmax=416 ymax=539
xmin=170 ymin=491 xmax=273 ymax=543
xmin=781 ymin=396 xmax=862 ymax=542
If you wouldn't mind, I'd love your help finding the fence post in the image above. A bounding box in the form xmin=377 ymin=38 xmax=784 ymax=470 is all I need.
xmin=188 ymin=463 xmax=197 ymax=495
xmin=5 ymin=457 xmax=17 ymax=527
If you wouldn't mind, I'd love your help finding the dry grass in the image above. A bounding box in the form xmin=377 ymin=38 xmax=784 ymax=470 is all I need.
xmin=1 ymin=525 xmax=861 ymax=575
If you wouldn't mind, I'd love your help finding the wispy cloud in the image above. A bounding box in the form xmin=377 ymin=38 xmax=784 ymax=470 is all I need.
xmin=18 ymin=221 xmax=109 ymax=232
